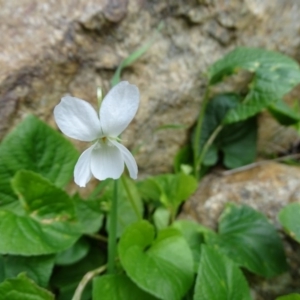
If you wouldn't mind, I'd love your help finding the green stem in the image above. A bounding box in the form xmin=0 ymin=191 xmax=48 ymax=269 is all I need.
xmin=196 ymin=124 xmax=223 ymax=174
xmin=193 ymin=86 xmax=211 ymax=179
xmin=72 ymin=264 xmax=107 ymax=300
xmin=170 ymin=207 xmax=176 ymax=224
xmin=121 ymin=175 xmax=142 ymax=220
xmin=108 ymin=180 xmax=118 ymax=274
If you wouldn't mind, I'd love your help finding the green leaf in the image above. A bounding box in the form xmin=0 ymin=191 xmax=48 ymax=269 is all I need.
xmin=0 ymin=171 xmax=81 ymax=255
xmin=173 ymin=145 xmax=193 ymax=174
xmin=0 ymin=273 xmax=54 ymax=300
xmin=138 ymin=174 xmax=197 ymax=212
xmin=208 ymin=47 xmax=300 ymax=123
xmin=196 ymin=93 xmax=257 ymax=169
xmin=73 ymin=194 xmax=103 ymax=234
xmin=55 ymin=238 xmax=90 ymax=266
xmin=105 ymin=178 xmax=143 ymax=237
xmin=220 ymin=118 xmax=257 ymax=168
xmin=194 ymin=245 xmax=251 ymax=300
xmin=268 ymin=99 xmax=300 ymax=126
xmin=93 ymin=274 xmax=158 ymax=300
xmin=206 ymin=204 xmax=287 ymax=278
xmin=0 ymin=210 xmax=80 ymax=255
xmin=12 ymin=170 xmax=76 ymax=221
xmin=173 ymin=220 xmax=209 ymax=272
xmin=278 ymin=203 xmax=300 ymax=243
xmin=118 ymin=220 xmax=194 ymax=300
xmin=276 ymin=294 xmax=300 ymax=300
xmin=1 ymin=255 xmax=54 ymax=287
xmin=0 ymin=115 xmax=78 ymax=205
xmin=153 ymin=207 xmax=171 ymax=230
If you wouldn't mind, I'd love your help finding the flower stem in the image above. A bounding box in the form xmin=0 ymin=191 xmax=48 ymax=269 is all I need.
xmin=196 ymin=124 xmax=223 ymax=172
xmin=193 ymin=86 xmax=211 ymax=179
xmin=108 ymin=180 xmax=118 ymax=274
xmin=72 ymin=264 xmax=107 ymax=300
xmin=121 ymin=175 xmax=142 ymax=220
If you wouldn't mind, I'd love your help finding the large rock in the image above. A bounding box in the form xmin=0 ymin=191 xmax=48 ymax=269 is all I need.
xmin=181 ymin=161 xmax=300 ymax=228
xmin=1 ymin=0 xmax=300 ymax=177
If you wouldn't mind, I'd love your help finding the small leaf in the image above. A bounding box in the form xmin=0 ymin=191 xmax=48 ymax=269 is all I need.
xmin=93 ymin=274 xmax=157 ymax=300
xmin=278 ymin=203 xmax=300 ymax=243
xmin=206 ymin=204 xmax=288 ymax=278
xmin=1 ymin=255 xmax=55 ymax=287
xmin=194 ymin=245 xmax=251 ymax=300
xmin=0 ymin=115 xmax=78 ymax=205
xmin=118 ymin=221 xmax=194 ymax=300
xmin=268 ymin=99 xmax=300 ymax=126
xmin=138 ymin=174 xmax=197 ymax=212
xmin=0 ymin=273 xmax=54 ymax=300
xmin=173 ymin=145 xmax=193 ymax=174
xmin=153 ymin=207 xmax=171 ymax=230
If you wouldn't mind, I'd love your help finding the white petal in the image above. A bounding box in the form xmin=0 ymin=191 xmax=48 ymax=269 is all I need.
xmin=54 ymin=95 xmax=101 ymax=141
xmin=74 ymin=145 xmax=95 ymax=187
xmin=90 ymin=141 xmax=124 ymax=180
xmin=110 ymin=140 xmax=138 ymax=179
xmin=100 ymin=81 xmax=139 ymax=136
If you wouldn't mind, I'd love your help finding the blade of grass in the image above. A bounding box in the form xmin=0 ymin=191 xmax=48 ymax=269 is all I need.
xmin=111 ymin=21 xmax=164 ymax=87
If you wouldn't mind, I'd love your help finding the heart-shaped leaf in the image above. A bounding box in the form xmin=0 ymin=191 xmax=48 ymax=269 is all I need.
xmin=206 ymin=203 xmax=287 ymax=278
xmin=194 ymin=245 xmax=251 ymax=300
xmin=118 ymin=220 xmax=194 ymax=300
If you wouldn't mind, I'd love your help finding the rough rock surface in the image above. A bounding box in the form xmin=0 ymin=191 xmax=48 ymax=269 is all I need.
xmin=180 ymin=161 xmax=300 ymax=300
xmin=1 ymin=0 xmax=300 ymax=177
xmin=181 ymin=162 xmax=300 ymax=228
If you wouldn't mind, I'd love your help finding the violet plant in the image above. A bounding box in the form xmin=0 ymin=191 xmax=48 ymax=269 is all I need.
xmin=0 ymin=46 xmax=300 ymax=300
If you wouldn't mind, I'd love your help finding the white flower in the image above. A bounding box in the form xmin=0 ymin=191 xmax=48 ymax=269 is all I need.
xmin=54 ymin=81 xmax=139 ymax=187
